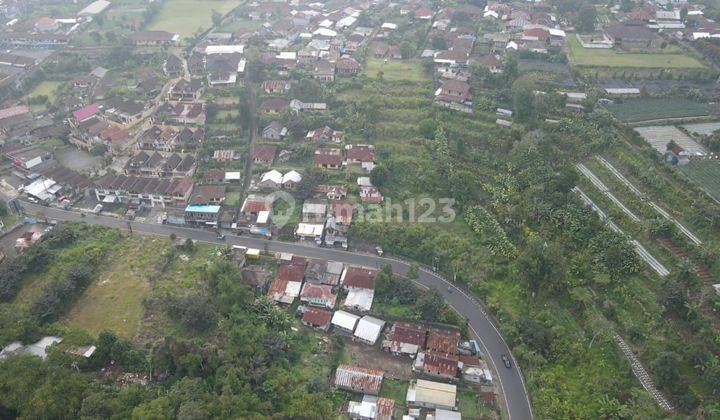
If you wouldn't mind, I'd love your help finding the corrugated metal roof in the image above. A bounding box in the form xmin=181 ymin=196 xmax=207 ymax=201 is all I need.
xmin=354 ymin=316 xmax=385 ymax=344
xmin=334 ymin=364 xmax=384 ymax=394
xmin=331 ymin=310 xmax=359 ymax=331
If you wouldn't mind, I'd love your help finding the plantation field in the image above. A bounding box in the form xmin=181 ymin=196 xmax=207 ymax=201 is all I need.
xmin=568 ymin=36 xmax=705 ymax=69
xmin=604 ymin=98 xmax=710 ymax=123
xmin=147 ymin=0 xmax=242 ymax=38
xmin=679 ymin=160 xmax=720 ymax=202
xmin=363 ymin=58 xmax=430 ymax=83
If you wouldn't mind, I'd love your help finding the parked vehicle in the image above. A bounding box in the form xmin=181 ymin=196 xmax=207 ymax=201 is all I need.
xmin=92 ymin=204 xmax=103 ymax=214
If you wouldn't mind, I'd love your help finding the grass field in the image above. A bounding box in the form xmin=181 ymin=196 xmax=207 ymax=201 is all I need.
xmin=568 ymin=36 xmax=706 ymax=68
xmin=603 ymin=98 xmax=710 ymax=122
xmin=363 ymin=58 xmax=430 ymax=83
xmin=147 ymin=0 xmax=242 ymax=38
xmin=24 ymin=81 xmax=62 ymax=112
xmin=62 ymin=238 xmax=166 ymax=338
xmin=679 ymin=160 xmax=720 ymax=202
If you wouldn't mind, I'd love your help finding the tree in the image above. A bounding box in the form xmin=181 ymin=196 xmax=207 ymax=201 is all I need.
xmin=399 ymin=41 xmax=414 ymax=59
xmin=577 ymin=3 xmax=597 ymax=33
xmin=415 ymin=288 xmax=445 ymax=321
xmin=651 ymin=351 xmax=680 ymax=389
xmin=431 ymin=36 xmax=448 ymax=50
xmin=90 ymin=143 xmax=108 ymax=156
xmin=370 ymin=165 xmax=390 ymax=188
xmin=296 ymin=168 xmax=328 ymax=199
xmin=211 ymin=10 xmax=223 ymax=27
xmin=511 ymin=77 xmax=535 ymax=122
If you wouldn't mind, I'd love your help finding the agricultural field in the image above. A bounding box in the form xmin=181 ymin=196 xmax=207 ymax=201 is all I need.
xmin=362 ymin=58 xmax=430 ymax=83
xmin=634 ymin=125 xmax=705 ymax=154
xmin=146 ymin=0 xmax=242 ymax=38
xmin=679 ymin=160 xmax=720 ymax=202
xmin=682 ymin=121 xmax=720 ymax=136
xmin=604 ymin=99 xmax=711 ymax=123
xmin=568 ymin=36 xmax=706 ymax=69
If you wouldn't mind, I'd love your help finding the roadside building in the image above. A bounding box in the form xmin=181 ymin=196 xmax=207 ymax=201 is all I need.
xmin=427 ymin=328 xmax=460 ymax=355
xmin=184 ymin=204 xmax=221 ymax=225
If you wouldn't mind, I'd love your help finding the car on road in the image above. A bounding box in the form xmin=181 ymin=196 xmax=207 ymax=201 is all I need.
xmin=501 ymin=354 xmax=512 ymax=369
xmin=216 ymin=234 xmax=226 ymax=240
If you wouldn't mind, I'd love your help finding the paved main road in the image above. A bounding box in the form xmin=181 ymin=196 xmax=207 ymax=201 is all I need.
xmin=18 ymin=201 xmax=533 ymax=420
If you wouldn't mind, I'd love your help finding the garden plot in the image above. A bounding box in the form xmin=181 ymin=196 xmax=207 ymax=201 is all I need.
xmin=596 ymin=156 xmax=703 ymax=246
xmin=681 ymin=121 xmax=720 ymax=136
xmin=634 ymin=125 xmax=705 ymax=155
xmin=679 ymin=160 xmax=720 ymax=203
xmin=573 ymin=187 xmax=669 ymax=277
xmin=604 ymin=99 xmax=710 ymax=123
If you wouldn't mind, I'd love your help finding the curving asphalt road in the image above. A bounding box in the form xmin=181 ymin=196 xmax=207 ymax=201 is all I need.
xmin=15 ymin=201 xmax=533 ymax=420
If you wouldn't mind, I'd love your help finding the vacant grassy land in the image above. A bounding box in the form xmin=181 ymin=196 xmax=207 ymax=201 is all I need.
xmin=147 ymin=0 xmax=242 ymax=38
xmin=62 ymin=238 xmax=166 ymax=339
xmin=363 ymin=58 xmax=430 ymax=83
xmin=603 ymin=98 xmax=710 ymax=122
xmin=568 ymin=36 xmax=705 ymax=68
xmin=24 ymin=81 xmax=62 ymax=112
xmin=679 ymin=160 xmax=720 ymax=202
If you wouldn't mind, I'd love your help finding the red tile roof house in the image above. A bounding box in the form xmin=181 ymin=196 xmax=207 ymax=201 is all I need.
xmin=253 ymin=144 xmax=277 ymax=165
xmin=72 ymin=103 xmax=100 ymax=125
xmin=333 ymin=365 xmax=384 ymax=395
xmin=262 ymin=79 xmax=290 ymax=94
xmin=260 ymin=98 xmax=288 ymax=115
xmin=522 ymin=27 xmax=550 ymax=42
xmin=240 ymin=194 xmax=273 ymax=216
xmin=345 ymin=144 xmax=375 ymax=171
xmin=435 ymin=80 xmax=472 ymax=104
xmin=426 ymin=328 xmax=461 ymax=355
xmin=336 ymin=57 xmax=360 ymax=75
xmin=202 ymin=169 xmax=225 ymax=184
xmin=299 ymin=283 xmax=337 ymax=309
xmin=300 ymin=306 xmax=333 ymax=331
xmin=382 ymin=322 xmax=428 ymax=357
xmin=341 ymin=266 xmax=377 ymax=290
xmin=314 ymin=148 xmax=343 ymax=169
